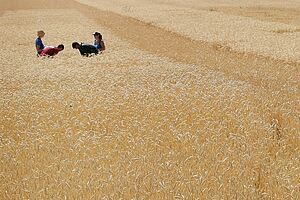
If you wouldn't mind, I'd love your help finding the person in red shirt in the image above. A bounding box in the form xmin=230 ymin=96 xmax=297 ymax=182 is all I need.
xmin=40 ymin=44 xmax=64 ymax=57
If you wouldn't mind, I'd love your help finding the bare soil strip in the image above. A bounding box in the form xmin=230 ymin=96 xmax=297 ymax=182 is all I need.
xmin=69 ymin=1 xmax=300 ymax=93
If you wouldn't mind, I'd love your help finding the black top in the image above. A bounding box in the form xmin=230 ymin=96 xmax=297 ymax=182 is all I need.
xmin=79 ymin=44 xmax=99 ymax=56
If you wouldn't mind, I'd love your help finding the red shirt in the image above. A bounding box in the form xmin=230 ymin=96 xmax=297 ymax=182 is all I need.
xmin=40 ymin=47 xmax=61 ymax=56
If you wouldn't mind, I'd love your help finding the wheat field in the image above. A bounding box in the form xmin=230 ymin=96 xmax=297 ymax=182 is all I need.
xmin=0 ymin=0 xmax=299 ymax=199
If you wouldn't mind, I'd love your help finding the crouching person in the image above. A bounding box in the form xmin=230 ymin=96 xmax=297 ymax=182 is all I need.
xmin=40 ymin=44 xmax=64 ymax=57
xmin=72 ymin=42 xmax=99 ymax=57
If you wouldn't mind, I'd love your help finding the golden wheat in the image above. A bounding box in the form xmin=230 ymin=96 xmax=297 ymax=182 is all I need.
xmin=0 ymin=0 xmax=299 ymax=199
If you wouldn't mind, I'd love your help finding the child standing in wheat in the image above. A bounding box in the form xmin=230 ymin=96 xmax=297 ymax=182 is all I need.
xmin=35 ymin=30 xmax=45 ymax=56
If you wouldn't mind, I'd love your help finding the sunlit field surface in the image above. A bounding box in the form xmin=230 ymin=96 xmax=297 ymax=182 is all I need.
xmin=0 ymin=0 xmax=299 ymax=199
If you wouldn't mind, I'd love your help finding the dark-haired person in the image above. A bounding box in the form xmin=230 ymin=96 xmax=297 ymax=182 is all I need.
xmin=40 ymin=44 xmax=64 ymax=57
xmin=72 ymin=42 xmax=99 ymax=56
xmin=93 ymin=32 xmax=105 ymax=51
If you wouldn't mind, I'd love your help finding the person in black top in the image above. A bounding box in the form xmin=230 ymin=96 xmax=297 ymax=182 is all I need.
xmin=72 ymin=42 xmax=99 ymax=56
